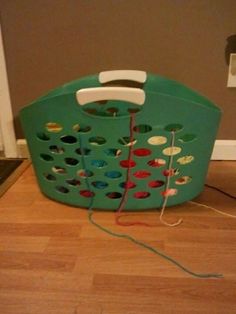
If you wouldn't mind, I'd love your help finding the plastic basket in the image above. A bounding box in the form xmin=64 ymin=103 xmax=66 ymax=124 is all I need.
xmin=20 ymin=70 xmax=221 ymax=210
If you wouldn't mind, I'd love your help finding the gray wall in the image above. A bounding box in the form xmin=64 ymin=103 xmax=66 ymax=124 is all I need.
xmin=0 ymin=0 xmax=236 ymax=138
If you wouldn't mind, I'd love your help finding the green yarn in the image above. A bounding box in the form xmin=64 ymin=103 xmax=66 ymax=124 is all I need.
xmin=88 ymin=210 xmax=223 ymax=279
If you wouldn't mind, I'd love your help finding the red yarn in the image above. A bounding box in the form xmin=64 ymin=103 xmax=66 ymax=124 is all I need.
xmin=163 ymin=169 xmax=175 ymax=177
xmin=115 ymin=114 xmax=156 ymax=227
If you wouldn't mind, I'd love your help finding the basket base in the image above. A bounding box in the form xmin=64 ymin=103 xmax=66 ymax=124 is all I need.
xmin=40 ymin=187 xmax=204 ymax=212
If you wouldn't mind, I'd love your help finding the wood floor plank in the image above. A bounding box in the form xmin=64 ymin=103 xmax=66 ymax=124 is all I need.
xmin=0 ymin=252 xmax=77 ymax=272
xmin=0 ymin=270 xmax=93 ymax=292
xmin=0 ymin=162 xmax=235 ymax=313
xmin=0 ymin=236 xmax=49 ymax=253
xmin=0 ymin=223 xmax=81 ymax=237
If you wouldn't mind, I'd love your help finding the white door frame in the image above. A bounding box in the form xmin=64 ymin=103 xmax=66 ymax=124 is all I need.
xmin=0 ymin=22 xmax=17 ymax=158
xmin=0 ymin=117 xmax=3 ymax=151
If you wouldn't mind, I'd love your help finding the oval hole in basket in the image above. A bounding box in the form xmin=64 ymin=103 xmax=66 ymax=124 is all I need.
xmin=106 ymin=107 xmax=119 ymax=116
xmin=52 ymin=166 xmax=67 ymax=175
xmin=163 ymin=168 xmax=180 ymax=177
xmin=80 ymin=190 xmax=94 ymax=197
xmin=75 ymin=148 xmax=91 ymax=156
xmin=89 ymin=136 xmax=106 ymax=146
xmin=91 ymin=181 xmax=108 ymax=189
xmin=178 ymin=134 xmax=196 ymax=143
xmin=37 ymin=132 xmax=50 ymax=141
xmin=46 ymin=122 xmax=63 ymax=133
xmin=177 ymin=155 xmax=194 ymax=165
xmin=49 ymin=145 xmax=65 ymax=154
xmin=73 ymin=124 xmax=92 ymax=133
xmin=175 ymin=176 xmax=192 ymax=185
xmin=134 ymin=191 xmax=150 ymax=199
xmin=104 ymin=148 xmax=122 ymax=158
xmin=118 ymin=137 xmax=137 ymax=146
xmin=65 ymin=157 xmax=79 ymax=166
xmin=104 ymin=171 xmax=122 ymax=179
xmin=164 ymin=124 xmax=183 ymax=132
xmin=43 ymin=173 xmax=56 ymax=181
xmin=120 ymin=160 xmax=136 ymax=168
xmin=77 ymin=169 xmax=93 ymax=178
xmin=66 ymin=178 xmax=81 ymax=186
xmin=161 ymin=188 xmax=178 ymax=197
xmin=147 ymin=159 xmax=166 ymax=168
xmin=148 ymin=136 xmax=167 ymax=145
xmin=60 ymin=135 xmax=77 ymax=144
xmin=91 ymin=159 xmax=108 ymax=168
xmin=40 ymin=154 xmax=54 ymax=162
xmin=133 ymin=124 xmax=152 ymax=133
xmin=148 ymin=180 xmax=164 ymax=188
xmin=133 ymin=148 xmax=151 ymax=157
xmin=133 ymin=170 xmax=151 ymax=178
xmin=56 ymin=186 xmax=69 ymax=194
xmin=127 ymin=108 xmax=141 ymax=114
xmin=106 ymin=192 xmax=122 ymax=199
xmin=162 ymin=146 xmax=182 ymax=156
xmin=119 ymin=181 xmax=136 ymax=189
xmin=83 ymin=108 xmax=98 ymax=115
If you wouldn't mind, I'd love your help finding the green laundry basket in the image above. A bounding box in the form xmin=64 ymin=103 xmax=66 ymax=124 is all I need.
xmin=20 ymin=70 xmax=221 ymax=210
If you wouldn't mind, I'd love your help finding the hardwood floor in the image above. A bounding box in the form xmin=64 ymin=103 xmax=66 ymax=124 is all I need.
xmin=0 ymin=161 xmax=236 ymax=314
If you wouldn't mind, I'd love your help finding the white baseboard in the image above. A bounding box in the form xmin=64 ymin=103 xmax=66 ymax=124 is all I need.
xmin=211 ymin=140 xmax=236 ymax=160
xmin=16 ymin=139 xmax=30 ymax=159
xmin=16 ymin=139 xmax=236 ymax=160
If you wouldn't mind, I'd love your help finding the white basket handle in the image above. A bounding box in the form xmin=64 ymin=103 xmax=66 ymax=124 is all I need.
xmin=76 ymin=87 xmax=145 ymax=106
xmin=98 ymin=70 xmax=147 ymax=84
